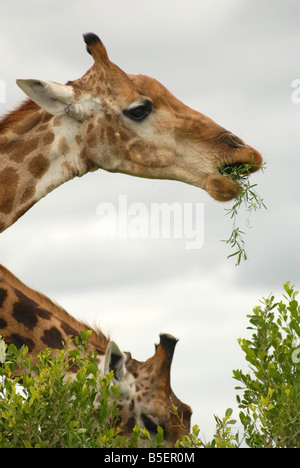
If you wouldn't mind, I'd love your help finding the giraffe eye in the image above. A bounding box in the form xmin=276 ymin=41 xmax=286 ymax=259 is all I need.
xmin=123 ymin=101 xmax=152 ymax=122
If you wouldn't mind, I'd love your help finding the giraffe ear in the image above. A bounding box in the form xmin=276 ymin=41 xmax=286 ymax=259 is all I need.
xmin=16 ymin=79 xmax=78 ymax=117
xmin=104 ymin=341 xmax=126 ymax=381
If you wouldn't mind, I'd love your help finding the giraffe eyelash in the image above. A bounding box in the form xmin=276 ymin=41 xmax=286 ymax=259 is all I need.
xmin=122 ymin=100 xmax=153 ymax=122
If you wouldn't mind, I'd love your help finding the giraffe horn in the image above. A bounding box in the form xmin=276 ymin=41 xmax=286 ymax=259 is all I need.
xmin=158 ymin=334 xmax=178 ymax=361
xmin=152 ymin=333 xmax=178 ymax=374
xmin=83 ymin=32 xmax=109 ymax=65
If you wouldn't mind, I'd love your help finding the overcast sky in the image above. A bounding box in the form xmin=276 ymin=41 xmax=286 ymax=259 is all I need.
xmin=1 ymin=0 xmax=300 ymax=440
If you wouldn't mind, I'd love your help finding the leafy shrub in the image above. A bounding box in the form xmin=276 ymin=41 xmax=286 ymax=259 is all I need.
xmin=234 ymin=281 xmax=300 ymax=448
xmin=177 ymin=282 xmax=300 ymax=448
xmin=0 ymin=331 xmax=164 ymax=448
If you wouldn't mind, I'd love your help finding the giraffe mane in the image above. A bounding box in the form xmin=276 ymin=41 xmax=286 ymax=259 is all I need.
xmin=0 ymin=99 xmax=40 ymax=134
xmin=0 ymin=264 xmax=109 ymax=351
xmin=0 ymin=99 xmax=40 ymax=133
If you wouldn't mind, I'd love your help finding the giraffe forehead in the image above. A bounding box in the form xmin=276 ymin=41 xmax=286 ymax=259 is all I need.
xmin=91 ymin=71 xmax=186 ymax=117
xmin=127 ymin=74 xmax=183 ymax=110
xmin=69 ymin=59 xmax=177 ymax=117
xmin=72 ymin=62 xmax=142 ymax=107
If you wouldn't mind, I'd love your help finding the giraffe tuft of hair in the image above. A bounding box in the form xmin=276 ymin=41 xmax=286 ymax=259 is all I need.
xmin=83 ymin=32 xmax=102 ymax=55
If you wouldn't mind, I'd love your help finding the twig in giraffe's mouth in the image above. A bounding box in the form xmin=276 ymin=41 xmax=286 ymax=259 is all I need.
xmin=218 ymin=162 xmax=259 ymax=179
xmin=218 ymin=162 xmax=267 ymax=265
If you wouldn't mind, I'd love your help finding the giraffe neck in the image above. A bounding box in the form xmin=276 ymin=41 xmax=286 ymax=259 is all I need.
xmin=0 ymin=100 xmax=95 ymax=233
xmin=0 ymin=263 xmax=108 ymax=371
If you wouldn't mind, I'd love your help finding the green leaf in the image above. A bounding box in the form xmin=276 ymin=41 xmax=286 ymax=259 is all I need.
xmin=219 ymin=162 xmax=266 ymax=265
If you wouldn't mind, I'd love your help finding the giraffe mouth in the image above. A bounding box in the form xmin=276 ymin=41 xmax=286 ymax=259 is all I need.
xmin=218 ymin=160 xmax=262 ymax=178
xmin=205 ymin=150 xmax=263 ymax=202
xmin=217 ymin=148 xmax=263 ymax=197
xmin=219 ymin=162 xmax=253 ymax=177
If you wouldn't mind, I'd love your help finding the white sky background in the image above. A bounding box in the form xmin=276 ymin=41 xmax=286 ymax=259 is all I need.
xmin=1 ymin=0 xmax=300 ymax=440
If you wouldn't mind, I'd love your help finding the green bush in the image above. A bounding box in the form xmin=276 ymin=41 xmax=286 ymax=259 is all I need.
xmin=177 ymin=282 xmax=300 ymax=448
xmin=234 ymin=281 xmax=300 ymax=448
xmin=0 ymin=331 xmax=164 ymax=448
xmin=1 ymin=283 xmax=299 ymax=448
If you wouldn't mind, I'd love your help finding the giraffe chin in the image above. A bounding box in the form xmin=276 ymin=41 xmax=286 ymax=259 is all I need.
xmin=205 ymin=174 xmax=242 ymax=202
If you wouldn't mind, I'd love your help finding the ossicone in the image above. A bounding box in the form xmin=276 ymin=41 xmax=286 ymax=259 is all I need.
xmin=83 ymin=32 xmax=109 ymax=65
xmin=153 ymin=334 xmax=178 ymax=372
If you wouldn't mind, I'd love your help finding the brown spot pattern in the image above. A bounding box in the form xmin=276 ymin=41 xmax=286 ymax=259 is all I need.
xmin=53 ymin=117 xmax=61 ymax=127
xmin=43 ymin=132 xmax=55 ymax=146
xmin=87 ymin=123 xmax=94 ymax=134
xmin=8 ymin=333 xmax=35 ymax=351
xmin=75 ymin=135 xmax=82 ymax=145
xmin=28 ymin=155 xmax=50 ymax=179
xmin=0 ymin=167 xmax=19 ymax=214
xmin=42 ymin=327 xmax=64 ymax=349
xmin=0 ymin=318 xmax=7 ymax=328
xmin=8 ymin=137 xmax=39 ymax=163
xmin=61 ymin=322 xmax=81 ymax=339
xmin=12 ymin=300 xmax=38 ymax=330
xmin=79 ymin=148 xmax=87 ymax=160
xmin=87 ymin=130 xmax=98 ymax=147
xmin=58 ymin=137 xmax=70 ymax=154
xmin=41 ymin=112 xmax=52 ymax=124
xmin=37 ymin=124 xmax=48 ymax=132
xmin=0 ymin=287 xmax=7 ymax=308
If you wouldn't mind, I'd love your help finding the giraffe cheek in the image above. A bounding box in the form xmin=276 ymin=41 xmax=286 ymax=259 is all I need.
xmin=129 ymin=146 xmax=174 ymax=168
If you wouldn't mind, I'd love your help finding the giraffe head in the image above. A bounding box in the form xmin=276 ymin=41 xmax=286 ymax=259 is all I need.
xmin=105 ymin=334 xmax=191 ymax=447
xmin=16 ymin=32 xmax=262 ymax=203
